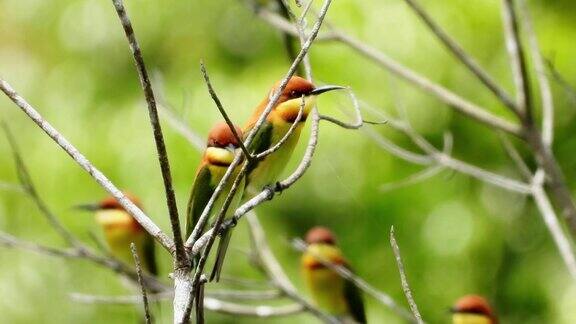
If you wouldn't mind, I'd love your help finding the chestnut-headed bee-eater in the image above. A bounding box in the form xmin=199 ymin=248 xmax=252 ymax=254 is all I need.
xmin=451 ymin=295 xmax=497 ymax=324
xmin=185 ymin=122 xmax=245 ymax=282
xmin=78 ymin=193 xmax=157 ymax=276
xmin=301 ymin=227 xmax=367 ymax=323
xmin=243 ymin=76 xmax=343 ymax=195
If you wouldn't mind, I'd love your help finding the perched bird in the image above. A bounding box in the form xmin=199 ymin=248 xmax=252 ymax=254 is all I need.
xmin=244 ymin=76 xmax=343 ymax=195
xmin=451 ymin=295 xmax=497 ymax=324
xmin=185 ymin=122 xmax=245 ymax=282
xmin=77 ymin=193 xmax=157 ymax=276
xmin=301 ymin=227 xmax=367 ymax=323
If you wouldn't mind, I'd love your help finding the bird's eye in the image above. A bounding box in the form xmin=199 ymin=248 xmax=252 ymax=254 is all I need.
xmin=290 ymin=90 xmax=299 ymax=98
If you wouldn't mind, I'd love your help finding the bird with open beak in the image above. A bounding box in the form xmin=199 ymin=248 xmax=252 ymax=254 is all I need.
xmin=451 ymin=295 xmax=497 ymax=324
xmin=243 ymin=76 xmax=344 ymax=195
xmin=302 ymin=226 xmax=367 ymax=323
xmin=185 ymin=122 xmax=245 ymax=282
xmin=76 ymin=193 xmax=157 ymax=276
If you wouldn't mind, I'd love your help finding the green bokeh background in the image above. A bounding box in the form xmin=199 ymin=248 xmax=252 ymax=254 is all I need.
xmin=1 ymin=0 xmax=576 ymax=323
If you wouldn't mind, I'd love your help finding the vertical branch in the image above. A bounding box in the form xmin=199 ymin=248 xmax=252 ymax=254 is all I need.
xmin=110 ymin=0 xmax=187 ymax=264
xmin=199 ymin=62 xmax=252 ymax=160
xmin=130 ymin=243 xmax=152 ymax=324
xmin=390 ymin=227 xmax=424 ymax=324
xmin=501 ymin=0 xmax=532 ymax=119
xmin=195 ymin=275 xmax=207 ymax=324
xmin=518 ymin=0 xmax=554 ymax=146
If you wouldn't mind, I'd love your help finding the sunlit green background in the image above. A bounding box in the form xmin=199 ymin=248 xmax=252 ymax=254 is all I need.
xmin=1 ymin=0 xmax=576 ymax=323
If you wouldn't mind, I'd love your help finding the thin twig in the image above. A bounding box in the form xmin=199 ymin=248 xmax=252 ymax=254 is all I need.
xmin=545 ymin=59 xmax=576 ymax=108
xmin=531 ymin=170 xmax=576 ymax=280
xmin=498 ymin=133 xmax=532 ymax=180
xmin=255 ymin=8 xmax=523 ymax=137
xmin=70 ymin=292 xmax=304 ymax=317
xmin=318 ymin=88 xmax=364 ymax=129
xmin=153 ymin=73 xmax=205 ymax=151
xmin=255 ymin=96 xmax=305 ymax=160
xmin=195 ymin=275 xmax=207 ymax=324
xmin=501 ymin=0 xmax=532 ymax=118
xmin=0 ymin=231 xmax=168 ymax=292
xmin=390 ymin=227 xmax=424 ymax=324
xmin=199 ymin=61 xmax=252 ymax=160
xmin=131 ymin=243 xmax=152 ymax=324
xmin=518 ymin=0 xmax=554 ymax=146
xmin=292 ymin=238 xmax=416 ymax=322
xmin=110 ymin=0 xmax=186 ymax=265
xmin=2 ymin=123 xmax=82 ymax=248
xmin=401 ymin=0 xmax=517 ymax=113
xmin=185 ymin=0 xmax=336 ymax=254
xmin=380 ymin=166 xmax=444 ymax=192
xmin=0 ymin=79 xmax=174 ymax=252
xmin=184 ymin=166 xmax=249 ymax=322
xmin=207 ymin=289 xmax=281 ymax=301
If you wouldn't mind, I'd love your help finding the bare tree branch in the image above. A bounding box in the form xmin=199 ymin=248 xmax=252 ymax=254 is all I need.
xmin=153 ymin=73 xmax=205 ymax=151
xmin=545 ymin=59 xmax=576 ymax=108
xmin=2 ymin=123 xmax=82 ymax=248
xmin=401 ymin=0 xmax=518 ymax=113
xmin=390 ymin=227 xmax=424 ymax=324
xmin=0 ymin=231 xmax=168 ymax=292
xmin=380 ymin=166 xmax=444 ymax=192
xmin=110 ymin=0 xmax=186 ymax=266
xmin=518 ymin=0 xmax=554 ymax=146
xmin=253 ymin=8 xmax=524 ymax=137
xmin=0 ymin=79 xmax=174 ymax=252
xmin=130 ymin=243 xmax=152 ymax=324
xmin=501 ymin=0 xmax=532 ymax=118
xmin=199 ymin=61 xmax=253 ymax=160
xmin=255 ymin=96 xmax=305 ymax=160
xmin=498 ymin=133 xmax=532 ymax=180
xmin=185 ymin=0 xmax=336 ymax=266
xmin=71 ymin=292 xmax=304 ymax=317
xmin=531 ymin=170 xmax=576 ymax=280
xmin=207 ymin=289 xmax=281 ymax=301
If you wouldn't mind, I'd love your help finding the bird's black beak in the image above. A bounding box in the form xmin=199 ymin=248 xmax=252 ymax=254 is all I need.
xmin=73 ymin=203 xmax=100 ymax=212
xmin=309 ymin=85 xmax=346 ymax=96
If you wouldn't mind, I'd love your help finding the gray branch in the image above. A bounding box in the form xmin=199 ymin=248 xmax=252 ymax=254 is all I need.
xmin=110 ymin=0 xmax=187 ymax=266
xmin=0 ymin=79 xmax=174 ymax=252
xmin=390 ymin=227 xmax=424 ymax=324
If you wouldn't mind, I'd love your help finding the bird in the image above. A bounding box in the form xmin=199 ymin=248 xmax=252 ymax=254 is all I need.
xmin=185 ymin=122 xmax=245 ymax=282
xmin=301 ymin=226 xmax=367 ymax=323
xmin=243 ymin=76 xmax=343 ymax=195
xmin=77 ymin=193 xmax=157 ymax=276
xmin=451 ymin=295 xmax=497 ymax=324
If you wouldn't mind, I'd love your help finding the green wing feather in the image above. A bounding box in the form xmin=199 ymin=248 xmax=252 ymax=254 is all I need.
xmin=245 ymin=122 xmax=273 ymax=174
xmin=143 ymin=235 xmax=158 ymax=276
xmin=185 ymin=166 xmax=215 ymax=238
xmin=344 ymin=273 xmax=367 ymax=323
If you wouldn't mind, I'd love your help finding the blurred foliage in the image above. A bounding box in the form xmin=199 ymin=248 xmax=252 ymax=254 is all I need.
xmin=1 ymin=0 xmax=576 ymax=323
